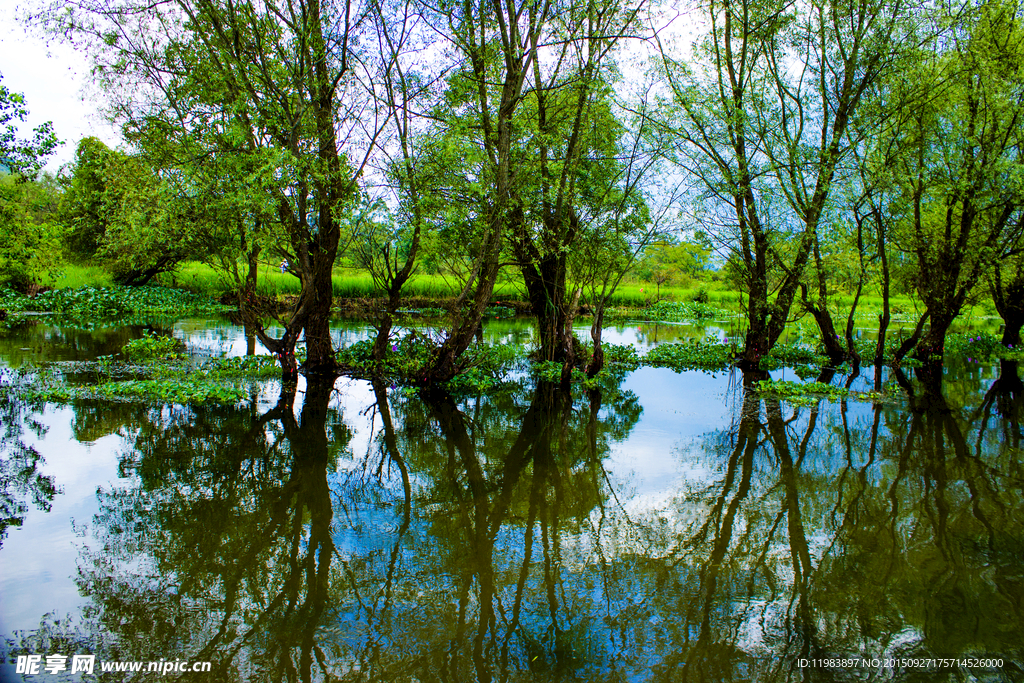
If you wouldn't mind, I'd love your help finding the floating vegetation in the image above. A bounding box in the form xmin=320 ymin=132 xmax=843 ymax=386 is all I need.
xmin=17 ymin=335 xmax=283 ymax=405
xmin=609 ymin=300 xmax=733 ymax=323
xmin=337 ymin=333 xmax=527 ymax=393
xmin=756 ymin=379 xmax=891 ymax=405
xmin=0 ymin=286 xmax=228 ymax=318
xmin=945 ymin=332 xmax=1023 ymax=362
xmin=644 ymin=339 xmax=733 ymax=372
xmin=122 ymin=330 xmax=183 ymax=361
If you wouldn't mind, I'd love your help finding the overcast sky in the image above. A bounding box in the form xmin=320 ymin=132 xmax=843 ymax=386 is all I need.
xmin=1 ymin=4 xmax=121 ymax=173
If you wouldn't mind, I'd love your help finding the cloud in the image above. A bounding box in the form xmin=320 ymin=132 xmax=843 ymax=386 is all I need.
xmin=0 ymin=7 xmax=121 ymax=172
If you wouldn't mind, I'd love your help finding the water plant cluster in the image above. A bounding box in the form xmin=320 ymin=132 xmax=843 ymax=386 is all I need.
xmin=337 ymin=333 xmax=528 ymax=394
xmin=755 ymin=379 xmax=890 ymax=406
xmin=945 ymin=332 xmax=1024 ymax=362
xmin=8 ymin=313 xmax=1018 ymax=408
xmin=611 ymin=300 xmax=731 ymax=323
xmin=15 ymin=339 xmax=283 ymax=405
xmin=0 ymin=286 xmax=228 ymax=318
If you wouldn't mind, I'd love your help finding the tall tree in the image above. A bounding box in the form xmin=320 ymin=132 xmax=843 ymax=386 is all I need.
xmin=409 ymin=0 xmax=647 ymax=383
xmin=41 ymin=0 xmax=379 ymax=375
xmin=658 ymin=0 xmax=919 ymax=369
xmin=61 ymin=137 xmax=208 ymax=285
xmin=884 ymin=0 xmax=1024 ymax=365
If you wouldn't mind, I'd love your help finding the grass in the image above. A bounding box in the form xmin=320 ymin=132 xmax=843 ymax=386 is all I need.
xmin=11 ymin=259 xmax=1004 ymax=334
xmin=160 ymin=262 xmax=531 ymax=302
xmin=38 ymin=262 xmax=116 ymax=289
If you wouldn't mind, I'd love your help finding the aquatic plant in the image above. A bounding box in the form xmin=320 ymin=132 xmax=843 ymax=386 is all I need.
xmin=122 ymin=331 xmax=182 ymax=361
xmin=644 ymin=339 xmax=733 ymax=372
xmin=614 ymin=300 xmax=732 ymax=323
xmin=0 ymin=286 xmax=227 ymax=317
xmin=756 ymin=379 xmax=890 ymax=405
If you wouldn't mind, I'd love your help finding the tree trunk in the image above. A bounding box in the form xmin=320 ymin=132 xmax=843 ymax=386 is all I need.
xmin=875 ymin=212 xmax=891 ymax=366
xmin=522 ymin=253 xmax=575 ymax=364
xmin=914 ymin=311 xmax=955 ymax=364
xmin=424 ymin=231 xmax=502 ymax=385
xmin=302 ymin=252 xmax=337 ymax=376
xmin=892 ymin=310 xmax=930 ymax=364
xmin=586 ymin=305 xmax=606 ymax=378
xmin=993 ymin=267 xmax=1024 ymax=348
xmin=804 ymin=295 xmax=846 ymax=367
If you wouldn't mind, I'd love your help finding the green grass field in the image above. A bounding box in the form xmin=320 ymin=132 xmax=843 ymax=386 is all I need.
xmin=150 ymin=261 xmax=741 ymax=309
xmin=27 ymin=259 xmax=1003 ymax=332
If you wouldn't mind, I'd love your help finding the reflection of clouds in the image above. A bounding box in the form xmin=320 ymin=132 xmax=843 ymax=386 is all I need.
xmin=605 ymin=367 xmax=731 ymax=499
xmin=0 ymin=408 xmax=130 ymax=632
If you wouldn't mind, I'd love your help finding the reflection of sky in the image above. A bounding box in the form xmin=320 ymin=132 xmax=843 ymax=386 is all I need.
xmin=0 ymin=408 xmax=131 ymax=634
xmin=605 ymin=366 xmax=736 ymax=500
xmin=4 ymin=315 xmax=1010 ymax=664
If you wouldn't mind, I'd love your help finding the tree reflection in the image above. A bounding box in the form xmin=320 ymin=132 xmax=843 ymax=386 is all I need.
xmin=0 ymin=381 xmax=58 ymax=548
xmin=67 ymin=377 xmax=644 ymax=681
xmin=634 ymin=367 xmax=1024 ymax=680
xmin=74 ymin=377 xmax=349 ymax=681
xmin=46 ymin=364 xmax=1024 ymax=680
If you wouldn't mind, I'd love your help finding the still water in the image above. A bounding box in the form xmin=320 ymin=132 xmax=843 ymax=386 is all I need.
xmin=0 ymin=316 xmax=1021 ymax=682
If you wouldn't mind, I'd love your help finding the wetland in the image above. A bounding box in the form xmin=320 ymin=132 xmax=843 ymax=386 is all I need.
xmin=1 ymin=312 xmax=1021 ymax=682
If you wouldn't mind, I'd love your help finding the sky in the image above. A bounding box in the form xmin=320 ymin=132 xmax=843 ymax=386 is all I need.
xmin=0 ymin=4 xmax=121 ymax=173
xmin=0 ymin=2 xmax=692 ymax=177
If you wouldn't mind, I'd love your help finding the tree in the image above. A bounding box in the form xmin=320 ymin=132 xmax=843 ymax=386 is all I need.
xmin=41 ymin=0 xmax=376 ymax=376
xmin=992 ymin=250 xmax=1024 ymax=348
xmin=0 ymin=73 xmax=60 ymax=179
xmin=0 ymin=73 xmax=62 ymax=289
xmin=405 ymin=0 xmax=649 ymax=383
xmin=658 ymin=0 xmax=920 ymax=370
xmin=883 ymin=1 xmax=1024 ymax=366
xmin=639 ymin=239 xmax=710 ymax=294
xmin=60 ymin=137 xmax=207 ymax=285
xmin=0 ymin=172 xmax=63 ymax=289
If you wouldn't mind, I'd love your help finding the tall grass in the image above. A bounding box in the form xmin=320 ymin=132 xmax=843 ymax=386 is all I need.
xmin=40 ymin=262 xmax=116 ymax=289
xmin=36 ymin=260 xmax=1000 ymax=332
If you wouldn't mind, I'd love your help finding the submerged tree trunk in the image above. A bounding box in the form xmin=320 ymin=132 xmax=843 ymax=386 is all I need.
xmin=993 ymin=267 xmax=1024 ymax=348
xmin=424 ymin=218 xmax=504 ymax=384
xmin=875 ymin=212 xmax=892 ymax=366
xmin=522 ymin=253 xmax=576 ymax=365
xmin=892 ymin=309 xmax=931 ymax=365
xmin=802 ymin=282 xmax=846 ymax=367
xmin=914 ymin=311 xmax=956 ymax=365
xmin=586 ymin=306 xmax=606 ymax=378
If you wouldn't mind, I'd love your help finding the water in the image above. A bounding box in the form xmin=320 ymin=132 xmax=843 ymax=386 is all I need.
xmin=1 ymin=316 xmax=1021 ymax=681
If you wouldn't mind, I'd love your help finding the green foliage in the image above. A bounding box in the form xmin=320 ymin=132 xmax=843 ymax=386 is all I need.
xmin=636 ymin=240 xmax=711 ymax=290
xmin=92 ymin=378 xmax=245 ymax=404
xmin=763 ymin=343 xmax=827 ymax=370
xmin=624 ymin=300 xmax=732 ymax=323
xmin=0 ymin=286 xmax=226 ymax=317
xmin=201 ymin=354 xmax=281 ymax=378
xmin=644 ymin=339 xmax=733 ymax=372
xmin=338 ymin=333 xmax=527 ymax=393
xmin=61 ymin=138 xmax=207 ymax=285
xmin=0 ymin=173 xmax=64 ymax=288
xmin=756 ymin=379 xmax=891 ymax=405
xmin=0 ymin=74 xmax=60 ymax=179
xmin=122 ymin=331 xmax=182 ymax=361
xmin=20 ymin=349 xmax=283 ymax=405
xmin=945 ymin=332 xmax=1022 ymax=362
xmin=445 ymin=343 xmax=527 ymax=394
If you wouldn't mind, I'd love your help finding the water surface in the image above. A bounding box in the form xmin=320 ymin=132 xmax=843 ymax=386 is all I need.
xmin=1 ymin=316 xmax=1021 ymax=681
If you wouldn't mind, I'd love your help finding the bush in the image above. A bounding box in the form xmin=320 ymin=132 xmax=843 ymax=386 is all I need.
xmin=122 ymin=331 xmax=182 ymax=361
